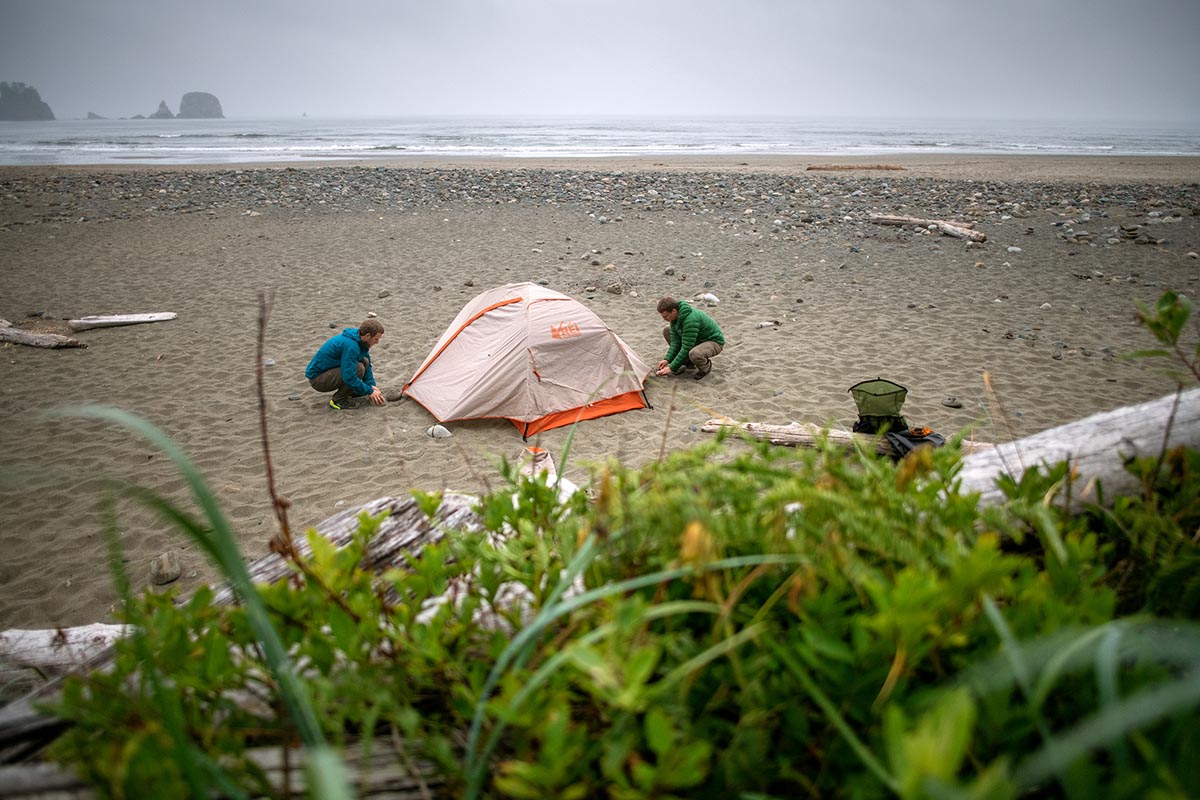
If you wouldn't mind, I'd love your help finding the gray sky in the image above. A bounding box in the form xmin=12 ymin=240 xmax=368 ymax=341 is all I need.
xmin=2 ymin=0 xmax=1198 ymax=122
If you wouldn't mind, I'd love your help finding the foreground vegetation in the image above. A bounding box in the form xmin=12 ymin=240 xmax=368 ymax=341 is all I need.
xmin=41 ymin=291 xmax=1200 ymax=798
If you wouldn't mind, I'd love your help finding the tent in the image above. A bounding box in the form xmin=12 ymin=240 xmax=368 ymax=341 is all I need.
xmin=402 ymin=282 xmax=652 ymax=437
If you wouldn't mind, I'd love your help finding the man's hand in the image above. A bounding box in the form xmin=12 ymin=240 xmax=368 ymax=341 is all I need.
xmin=368 ymin=387 xmax=386 ymax=406
xmin=657 ymin=359 xmax=669 ymax=371
xmin=655 ymin=365 xmax=673 ymax=377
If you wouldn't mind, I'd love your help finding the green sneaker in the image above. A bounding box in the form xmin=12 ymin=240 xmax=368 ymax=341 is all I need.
xmin=329 ymin=397 xmax=344 ymax=410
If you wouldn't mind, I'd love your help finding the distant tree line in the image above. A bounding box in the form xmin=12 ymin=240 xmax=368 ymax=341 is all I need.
xmin=0 ymin=81 xmax=55 ymax=121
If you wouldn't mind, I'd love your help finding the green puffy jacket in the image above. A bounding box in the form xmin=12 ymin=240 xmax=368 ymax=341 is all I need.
xmin=665 ymin=301 xmax=725 ymax=373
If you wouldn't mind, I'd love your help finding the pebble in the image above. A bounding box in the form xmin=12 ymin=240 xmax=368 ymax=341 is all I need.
xmin=426 ymin=424 xmax=452 ymax=438
xmin=262 ymin=357 xmax=275 ymax=367
xmin=1188 ymin=252 xmax=1199 ymax=259
xmin=1007 ymin=246 xmax=1022 ymax=253
xmin=288 ymin=392 xmax=301 ymax=401
xmin=377 ymin=289 xmax=391 ymax=299
xmin=755 ymin=320 xmax=781 ymax=328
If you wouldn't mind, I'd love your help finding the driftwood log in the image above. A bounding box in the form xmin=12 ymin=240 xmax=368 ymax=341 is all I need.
xmin=0 ymin=324 xmax=86 ymax=349
xmin=869 ymin=213 xmax=987 ymax=242
xmin=0 ymin=625 xmax=128 ymax=678
xmin=699 ymin=420 xmax=995 ymax=457
xmin=66 ymin=312 xmax=177 ymax=332
xmin=956 ymin=387 xmax=1200 ymax=507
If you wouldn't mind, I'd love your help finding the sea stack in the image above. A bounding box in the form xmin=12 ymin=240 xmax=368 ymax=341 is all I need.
xmin=149 ymin=100 xmax=174 ymax=119
xmin=177 ymin=91 xmax=224 ymax=119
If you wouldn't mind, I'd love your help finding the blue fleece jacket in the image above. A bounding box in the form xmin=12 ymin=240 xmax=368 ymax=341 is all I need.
xmin=305 ymin=327 xmax=376 ymax=396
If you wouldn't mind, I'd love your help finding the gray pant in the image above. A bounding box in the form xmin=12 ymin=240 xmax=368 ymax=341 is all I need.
xmin=309 ymin=361 xmax=366 ymax=403
xmin=662 ymin=327 xmax=723 ymax=373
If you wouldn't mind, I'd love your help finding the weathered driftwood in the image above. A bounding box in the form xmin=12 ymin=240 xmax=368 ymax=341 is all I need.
xmin=211 ymin=492 xmax=480 ymax=607
xmin=869 ymin=213 xmax=987 ymax=242
xmin=0 ymin=624 xmax=128 ymax=677
xmin=0 ymin=326 xmax=87 ymax=349
xmin=66 ymin=312 xmax=177 ymax=332
xmin=699 ymin=419 xmax=995 ymax=456
xmin=957 ymin=387 xmax=1200 ymax=507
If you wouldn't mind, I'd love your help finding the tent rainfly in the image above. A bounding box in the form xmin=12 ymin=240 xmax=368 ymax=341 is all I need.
xmin=402 ymin=283 xmax=652 ymax=437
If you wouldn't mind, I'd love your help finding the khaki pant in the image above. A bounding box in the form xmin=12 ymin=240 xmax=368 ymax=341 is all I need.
xmin=662 ymin=327 xmax=723 ymax=374
xmin=309 ymin=361 xmax=366 ymax=404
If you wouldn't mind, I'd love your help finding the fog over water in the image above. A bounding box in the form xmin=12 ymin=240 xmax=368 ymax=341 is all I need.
xmin=1 ymin=0 xmax=1198 ymax=124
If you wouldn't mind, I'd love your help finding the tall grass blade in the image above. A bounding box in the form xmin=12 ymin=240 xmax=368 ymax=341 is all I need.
xmin=767 ymin=636 xmax=899 ymax=793
xmin=1014 ymin=668 xmax=1200 ymax=788
xmin=51 ymin=405 xmax=352 ymax=800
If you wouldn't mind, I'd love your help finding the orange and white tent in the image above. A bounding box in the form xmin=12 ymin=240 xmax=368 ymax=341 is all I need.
xmin=402 ymin=282 xmax=652 ymax=437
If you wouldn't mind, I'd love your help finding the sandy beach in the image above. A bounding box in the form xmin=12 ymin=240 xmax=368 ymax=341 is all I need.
xmin=1 ymin=153 xmax=1198 ymax=632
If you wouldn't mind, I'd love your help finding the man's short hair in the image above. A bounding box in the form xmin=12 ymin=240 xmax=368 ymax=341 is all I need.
xmin=656 ymin=297 xmax=679 ymax=313
xmin=359 ymin=319 xmax=384 ymax=337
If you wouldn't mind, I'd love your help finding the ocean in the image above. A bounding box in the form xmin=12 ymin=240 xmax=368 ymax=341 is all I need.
xmin=0 ymin=115 xmax=1197 ymax=167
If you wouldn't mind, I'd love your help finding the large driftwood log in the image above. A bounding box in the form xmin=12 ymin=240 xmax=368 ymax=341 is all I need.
xmin=0 ymin=326 xmax=87 ymax=349
xmin=869 ymin=213 xmax=987 ymax=242
xmin=699 ymin=419 xmax=995 ymax=456
xmin=957 ymin=387 xmax=1200 ymax=507
xmin=212 ymin=492 xmax=480 ymax=607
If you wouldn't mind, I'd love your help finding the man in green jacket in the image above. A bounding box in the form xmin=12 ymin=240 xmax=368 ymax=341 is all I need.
xmin=656 ymin=296 xmax=725 ymax=380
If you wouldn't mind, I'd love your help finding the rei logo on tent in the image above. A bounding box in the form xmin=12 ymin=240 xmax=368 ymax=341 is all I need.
xmin=550 ymin=322 xmax=582 ymax=339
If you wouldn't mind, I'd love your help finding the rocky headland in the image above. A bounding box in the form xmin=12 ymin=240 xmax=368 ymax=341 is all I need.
xmin=0 ymin=82 xmax=55 ymax=121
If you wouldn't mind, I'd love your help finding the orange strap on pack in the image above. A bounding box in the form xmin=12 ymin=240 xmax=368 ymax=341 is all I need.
xmin=910 ymin=426 xmax=933 ymax=437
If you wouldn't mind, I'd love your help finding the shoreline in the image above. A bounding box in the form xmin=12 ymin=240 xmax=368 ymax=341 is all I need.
xmin=4 ymin=153 xmax=1200 ymax=183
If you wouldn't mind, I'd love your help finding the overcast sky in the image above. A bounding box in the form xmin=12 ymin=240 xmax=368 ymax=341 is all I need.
xmin=2 ymin=0 xmax=1198 ymax=123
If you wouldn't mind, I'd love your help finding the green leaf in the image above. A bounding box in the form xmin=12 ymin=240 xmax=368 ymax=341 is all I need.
xmin=644 ymin=707 xmax=674 ymax=756
xmin=328 ymin=606 xmax=356 ymax=654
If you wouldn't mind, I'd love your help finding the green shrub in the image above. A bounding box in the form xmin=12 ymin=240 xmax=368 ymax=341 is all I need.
xmin=43 ymin=429 xmax=1200 ymax=799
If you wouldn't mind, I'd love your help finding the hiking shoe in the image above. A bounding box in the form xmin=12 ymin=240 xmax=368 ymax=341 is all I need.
xmin=329 ymin=398 xmax=344 ymax=410
xmin=694 ymin=365 xmax=711 ymax=380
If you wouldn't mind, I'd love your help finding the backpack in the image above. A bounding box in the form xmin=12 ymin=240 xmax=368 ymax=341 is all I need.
xmin=885 ymin=427 xmax=947 ymax=457
xmin=848 ymin=378 xmax=909 ymax=434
